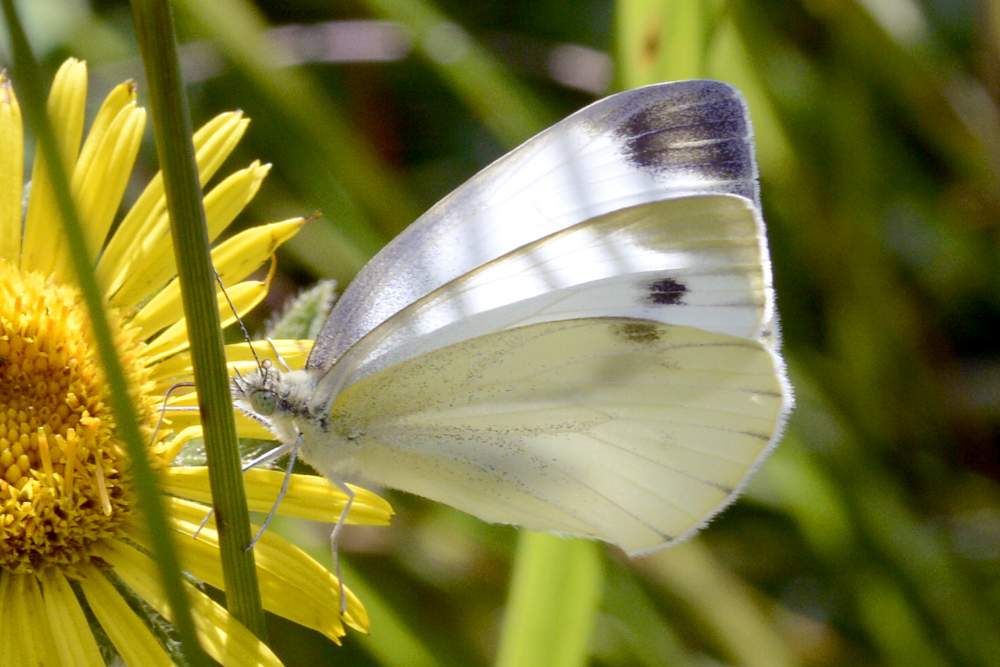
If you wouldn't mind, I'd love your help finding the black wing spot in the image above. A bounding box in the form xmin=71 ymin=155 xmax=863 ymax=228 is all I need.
xmin=613 ymin=321 xmax=662 ymax=344
xmin=646 ymin=277 xmax=688 ymax=305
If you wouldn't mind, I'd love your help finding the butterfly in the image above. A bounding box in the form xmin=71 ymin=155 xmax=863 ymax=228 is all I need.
xmin=232 ymin=80 xmax=792 ymax=562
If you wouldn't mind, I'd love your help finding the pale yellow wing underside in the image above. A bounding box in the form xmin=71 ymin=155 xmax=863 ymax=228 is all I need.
xmin=323 ymin=317 xmax=788 ymax=555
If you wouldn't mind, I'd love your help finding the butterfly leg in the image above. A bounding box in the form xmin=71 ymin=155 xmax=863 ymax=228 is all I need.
xmin=150 ymin=382 xmax=196 ymax=447
xmin=329 ymin=479 xmax=355 ymax=616
xmin=246 ymin=430 xmax=303 ymax=550
xmin=192 ymin=441 xmax=292 ymax=540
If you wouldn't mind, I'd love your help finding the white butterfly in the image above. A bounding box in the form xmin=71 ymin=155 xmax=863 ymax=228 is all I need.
xmin=233 ymin=80 xmax=792 ymax=560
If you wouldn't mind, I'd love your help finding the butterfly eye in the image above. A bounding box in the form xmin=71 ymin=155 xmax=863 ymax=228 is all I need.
xmin=249 ymin=388 xmax=278 ymax=416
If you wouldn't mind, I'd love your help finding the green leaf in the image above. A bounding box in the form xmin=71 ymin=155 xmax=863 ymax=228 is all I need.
xmin=496 ymin=533 xmax=602 ymax=667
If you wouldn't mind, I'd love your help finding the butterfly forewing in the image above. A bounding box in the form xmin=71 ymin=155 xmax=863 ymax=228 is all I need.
xmin=318 ymin=194 xmax=773 ymax=397
xmin=308 ymin=81 xmax=759 ymax=372
xmin=310 ymin=318 xmax=787 ymax=555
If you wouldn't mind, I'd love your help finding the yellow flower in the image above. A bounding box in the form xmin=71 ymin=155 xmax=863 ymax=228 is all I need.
xmin=0 ymin=59 xmax=392 ymax=665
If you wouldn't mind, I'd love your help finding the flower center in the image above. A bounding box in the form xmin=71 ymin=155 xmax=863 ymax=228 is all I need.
xmin=0 ymin=260 xmax=158 ymax=575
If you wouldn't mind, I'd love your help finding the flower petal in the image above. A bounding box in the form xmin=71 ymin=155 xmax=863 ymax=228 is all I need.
xmin=203 ymin=162 xmax=272 ymax=241
xmin=142 ymin=280 xmax=269 ymax=364
xmin=208 ymin=217 xmax=305 ymax=284
xmin=38 ymin=569 xmax=104 ymax=665
xmin=2 ymin=573 xmax=60 ymax=666
xmin=21 ymin=58 xmax=87 ymax=280
xmin=99 ymin=539 xmax=283 ymax=667
xmin=159 ymin=409 xmax=277 ymax=442
xmin=131 ymin=218 xmax=304 ymax=339
xmin=75 ymin=101 xmax=147 ymax=263
xmin=73 ymin=80 xmax=136 ymax=181
xmin=143 ymin=381 xmax=279 ymax=445
xmin=98 ymin=111 xmax=250 ymax=294
xmin=232 ymin=414 xmax=281 ymax=439
xmin=163 ymin=467 xmax=393 ymax=526
xmin=144 ymin=496 xmax=370 ymax=641
xmin=110 ymin=161 xmax=271 ymax=309
xmin=0 ymin=73 xmax=23 ymax=262
xmin=149 ymin=338 xmax=311 ymax=391
xmin=154 ymin=424 xmax=203 ymax=462
xmin=78 ymin=566 xmax=173 ymax=667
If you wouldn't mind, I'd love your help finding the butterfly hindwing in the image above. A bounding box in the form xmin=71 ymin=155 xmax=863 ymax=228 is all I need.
xmin=305 ymin=318 xmax=788 ymax=555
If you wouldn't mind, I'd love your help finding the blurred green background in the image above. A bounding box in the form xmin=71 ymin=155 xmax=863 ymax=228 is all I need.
xmin=4 ymin=1 xmax=1000 ymax=665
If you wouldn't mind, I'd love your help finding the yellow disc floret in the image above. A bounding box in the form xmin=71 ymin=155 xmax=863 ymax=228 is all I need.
xmin=0 ymin=259 xmax=160 ymax=575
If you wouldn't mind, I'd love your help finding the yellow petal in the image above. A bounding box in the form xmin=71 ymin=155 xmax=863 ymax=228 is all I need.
xmin=111 ymin=161 xmax=272 ymax=309
xmin=0 ymin=73 xmax=23 ymax=262
xmin=131 ymin=218 xmax=304 ymax=339
xmin=78 ymin=566 xmax=173 ymax=667
xmin=233 ymin=414 xmax=281 ymax=439
xmin=142 ymin=280 xmax=269 ymax=364
xmin=74 ymin=102 xmax=147 ymax=263
xmin=3 ymin=573 xmax=60 ymax=666
xmin=154 ymin=425 xmax=203 ymax=464
xmin=209 ymin=217 xmax=304 ymax=283
xmin=153 ymin=402 xmax=279 ymax=442
xmin=164 ymin=466 xmax=394 ymax=527
xmin=203 ymin=161 xmax=272 ymax=242
xmin=153 ymin=496 xmax=368 ymax=640
xmin=100 ymin=540 xmax=283 ymax=667
xmin=167 ymin=408 xmax=275 ymax=442
xmin=38 ymin=570 xmax=104 ymax=666
xmin=73 ymin=80 xmax=136 ymax=181
xmin=99 ymin=111 xmax=250 ymax=293
xmin=149 ymin=338 xmax=312 ymax=390
xmin=21 ymin=58 xmax=88 ymax=280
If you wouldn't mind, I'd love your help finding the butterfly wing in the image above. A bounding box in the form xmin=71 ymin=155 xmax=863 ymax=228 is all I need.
xmin=316 ymin=194 xmax=776 ymax=400
xmin=292 ymin=81 xmax=789 ymax=553
xmin=307 ymin=80 xmax=759 ymax=372
xmin=309 ymin=318 xmax=788 ymax=555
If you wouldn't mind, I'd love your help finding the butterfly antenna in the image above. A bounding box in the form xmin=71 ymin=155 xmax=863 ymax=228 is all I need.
xmin=215 ymin=269 xmax=264 ymax=372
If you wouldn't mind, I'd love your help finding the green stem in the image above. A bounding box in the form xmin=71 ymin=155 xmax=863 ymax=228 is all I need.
xmin=0 ymin=2 xmax=207 ymax=663
xmin=128 ymin=0 xmax=268 ymax=639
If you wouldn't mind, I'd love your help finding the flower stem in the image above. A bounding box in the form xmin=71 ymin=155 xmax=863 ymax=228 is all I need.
xmin=0 ymin=2 xmax=208 ymax=663
xmin=128 ymin=0 xmax=268 ymax=640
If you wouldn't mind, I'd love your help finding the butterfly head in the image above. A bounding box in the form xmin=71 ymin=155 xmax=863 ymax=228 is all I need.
xmin=232 ymin=359 xmax=283 ymax=420
xmin=231 ymin=359 xmax=319 ymax=440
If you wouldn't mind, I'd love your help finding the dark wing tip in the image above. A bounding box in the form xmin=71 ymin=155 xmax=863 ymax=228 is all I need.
xmin=587 ymin=80 xmax=758 ymax=202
